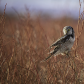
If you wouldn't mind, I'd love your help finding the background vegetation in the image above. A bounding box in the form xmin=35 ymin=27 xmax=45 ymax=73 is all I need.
xmin=0 ymin=1 xmax=84 ymax=84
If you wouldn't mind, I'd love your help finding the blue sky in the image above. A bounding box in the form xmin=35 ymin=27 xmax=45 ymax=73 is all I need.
xmin=0 ymin=0 xmax=83 ymax=18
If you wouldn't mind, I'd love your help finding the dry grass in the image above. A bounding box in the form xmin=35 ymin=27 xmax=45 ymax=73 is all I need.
xmin=0 ymin=1 xmax=84 ymax=84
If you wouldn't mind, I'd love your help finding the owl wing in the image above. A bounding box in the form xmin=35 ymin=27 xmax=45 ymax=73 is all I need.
xmin=50 ymin=35 xmax=71 ymax=47
xmin=44 ymin=35 xmax=71 ymax=61
xmin=45 ymin=35 xmax=71 ymax=52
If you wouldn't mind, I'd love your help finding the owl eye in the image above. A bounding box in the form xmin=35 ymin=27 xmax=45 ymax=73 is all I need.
xmin=68 ymin=29 xmax=70 ymax=31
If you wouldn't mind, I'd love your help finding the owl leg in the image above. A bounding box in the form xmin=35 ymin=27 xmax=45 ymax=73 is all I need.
xmin=65 ymin=51 xmax=70 ymax=57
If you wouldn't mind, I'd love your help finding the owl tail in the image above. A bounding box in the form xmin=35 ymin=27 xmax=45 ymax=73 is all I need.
xmin=40 ymin=47 xmax=58 ymax=62
xmin=44 ymin=54 xmax=52 ymax=61
xmin=40 ymin=54 xmax=52 ymax=63
xmin=40 ymin=51 xmax=55 ymax=62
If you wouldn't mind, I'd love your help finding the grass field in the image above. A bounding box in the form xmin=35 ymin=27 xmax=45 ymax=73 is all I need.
xmin=0 ymin=2 xmax=84 ymax=84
